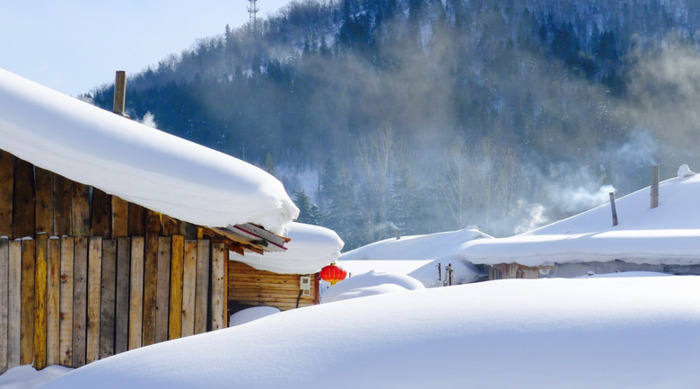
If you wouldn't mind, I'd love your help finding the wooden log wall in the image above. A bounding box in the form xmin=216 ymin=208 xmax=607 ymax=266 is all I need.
xmin=0 ymin=235 xmax=226 ymax=373
xmin=0 ymin=150 xmax=193 ymax=242
xmin=228 ymin=261 xmax=317 ymax=313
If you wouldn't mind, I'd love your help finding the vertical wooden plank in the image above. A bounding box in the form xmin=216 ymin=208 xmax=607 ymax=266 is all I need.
xmin=142 ymin=233 xmax=158 ymax=346
xmin=13 ymin=159 xmax=35 ymax=239
xmin=58 ymin=237 xmax=74 ymax=367
xmin=128 ymin=236 xmax=144 ymax=350
xmin=52 ymin=175 xmax=71 ymax=237
xmin=194 ymin=240 xmax=210 ymax=334
xmin=46 ymin=237 xmax=61 ymax=366
xmin=111 ymin=196 xmax=129 ymax=239
xmin=0 ymin=238 xmax=9 ymax=373
xmin=86 ymin=237 xmax=102 ymax=363
xmin=0 ymin=152 xmax=14 ymax=238
xmin=72 ymin=237 xmax=88 ymax=367
xmin=146 ymin=210 xmax=162 ymax=235
xmin=154 ymin=237 xmax=170 ymax=344
xmin=71 ymin=182 xmax=90 ymax=237
xmin=181 ymin=240 xmax=197 ymax=338
xmin=128 ymin=203 xmax=146 ymax=237
xmin=168 ymin=236 xmax=184 ymax=340
xmin=20 ymin=238 xmax=35 ymax=365
xmin=7 ymin=240 xmax=21 ymax=369
xmin=99 ymin=239 xmax=116 ymax=359
xmin=114 ymin=237 xmax=130 ymax=354
xmin=211 ymin=242 xmax=226 ymax=331
xmin=34 ymin=234 xmax=48 ymax=370
xmin=35 ymin=168 xmax=54 ymax=235
xmin=90 ymin=188 xmax=111 ymax=237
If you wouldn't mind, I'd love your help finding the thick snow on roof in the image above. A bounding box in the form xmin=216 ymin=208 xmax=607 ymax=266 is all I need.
xmin=463 ymin=170 xmax=700 ymax=266
xmin=40 ymin=276 xmax=700 ymax=388
xmin=0 ymin=68 xmax=298 ymax=233
xmin=230 ymin=222 xmax=344 ymax=274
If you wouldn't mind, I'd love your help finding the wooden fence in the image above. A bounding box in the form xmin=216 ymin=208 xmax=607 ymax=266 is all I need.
xmin=0 ymin=234 xmax=227 ymax=373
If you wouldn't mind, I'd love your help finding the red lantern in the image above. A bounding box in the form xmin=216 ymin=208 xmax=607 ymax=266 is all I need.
xmin=320 ymin=263 xmax=347 ymax=286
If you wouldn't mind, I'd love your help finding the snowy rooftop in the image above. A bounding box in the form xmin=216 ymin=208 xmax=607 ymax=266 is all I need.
xmin=229 ymin=222 xmax=344 ymax=274
xmin=0 ymin=68 xmax=298 ymax=234
xmin=462 ymin=167 xmax=700 ymax=266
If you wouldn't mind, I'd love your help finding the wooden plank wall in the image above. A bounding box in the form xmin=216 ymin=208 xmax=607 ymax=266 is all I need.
xmin=228 ymin=261 xmax=316 ymax=313
xmin=0 ymin=235 xmax=224 ymax=372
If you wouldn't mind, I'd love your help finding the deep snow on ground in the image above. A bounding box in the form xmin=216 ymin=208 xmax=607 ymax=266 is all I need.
xmin=33 ymin=275 xmax=700 ymax=389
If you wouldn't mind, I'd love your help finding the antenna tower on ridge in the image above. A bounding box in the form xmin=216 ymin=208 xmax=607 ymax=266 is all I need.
xmin=248 ymin=0 xmax=259 ymax=30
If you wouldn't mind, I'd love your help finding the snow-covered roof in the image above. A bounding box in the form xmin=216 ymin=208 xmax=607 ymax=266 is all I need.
xmin=463 ymin=168 xmax=700 ymax=266
xmin=229 ymin=222 xmax=344 ymax=274
xmin=0 ymin=68 xmax=298 ymax=234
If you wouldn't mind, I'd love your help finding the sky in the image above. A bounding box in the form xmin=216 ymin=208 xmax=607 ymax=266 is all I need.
xmin=0 ymin=0 xmax=291 ymax=97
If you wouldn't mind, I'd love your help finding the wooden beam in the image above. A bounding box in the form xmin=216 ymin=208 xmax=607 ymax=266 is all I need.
xmin=154 ymin=237 xmax=171 ymax=344
xmin=111 ymin=196 xmax=129 ymax=239
xmin=46 ymin=237 xmax=61 ymax=366
xmin=0 ymin=152 xmax=13 ymax=237
xmin=72 ymin=237 xmax=88 ymax=367
xmin=20 ymin=238 xmax=35 ymax=365
xmin=168 ymin=235 xmax=184 ymax=340
xmin=128 ymin=236 xmax=144 ymax=350
xmin=34 ymin=234 xmax=48 ymax=370
xmin=194 ymin=240 xmax=210 ymax=335
xmin=71 ymin=182 xmax=90 ymax=237
xmin=0 ymin=237 xmax=9 ymax=373
xmin=35 ymin=168 xmax=54 ymax=235
xmin=114 ymin=237 xmax=130 ymax=354
xmin=90 ymin=188 xmax=111 ymax=237
xmin=7 ymin=240 xmax=22 ymax=369
xmin=113 ymin=70 xmax=127 ymax=116
xmin=13 ymin=159 xmax=35 ymax=239
xmin=58 ymin=237 xmax=74 ymax=367
xmin=52 ymin=174 xmax=72 ymax=237
xmin=99 ymin=239 xmax=117 ymax=359
xmin=180 ymin=240 xmax=197 ymax=338
xmin=211 ymin=243 xmax=226 ymax=331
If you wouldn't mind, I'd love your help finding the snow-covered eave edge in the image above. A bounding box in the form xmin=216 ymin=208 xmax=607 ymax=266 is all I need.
xmin=0 ymin=68 xmax=299 ymax=251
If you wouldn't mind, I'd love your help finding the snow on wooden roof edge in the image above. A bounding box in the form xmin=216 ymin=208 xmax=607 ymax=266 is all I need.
xmin=0 ymin=68 xmax=299 ymax=234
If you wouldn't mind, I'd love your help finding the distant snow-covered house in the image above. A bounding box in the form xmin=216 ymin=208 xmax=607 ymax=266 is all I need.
xmin=0 ymin=68 xmax=340 ymax=373
xmin=462 ymin=166 xmax=700 ymax=279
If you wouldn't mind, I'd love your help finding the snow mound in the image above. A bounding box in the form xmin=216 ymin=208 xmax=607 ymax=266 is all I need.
xmin=0 ymin=68 xmax=297 ymax=233
xmin=321 ymin=270 xmax=425 ymax=303
xmin=42 ymin=276 xmax=700 ymax=388
xmin=229 ymin=306 xmax=280 ymax=326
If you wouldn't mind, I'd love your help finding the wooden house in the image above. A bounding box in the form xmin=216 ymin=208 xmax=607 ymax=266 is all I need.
xmin=0 ymin=69 xmax=326 ymax=373
xmin=464 ymin=166 xmax=700 ymax=279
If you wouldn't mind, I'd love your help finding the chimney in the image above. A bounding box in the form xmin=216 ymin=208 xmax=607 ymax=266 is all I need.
xmin=650 ymin=165 xmax=659 ymax=208
xmin=609 ymin=192 xmax=618 ymax=226
xmin=113 ymin=70 xmax=127 ymax=116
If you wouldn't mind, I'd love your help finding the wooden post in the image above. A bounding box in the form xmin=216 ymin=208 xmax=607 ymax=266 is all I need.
xmin=34 ymin=234 xmax=49 ymax=370
xmin=7 ymin=240 xmax=22 ymax=369
xmin=0 ymin=238 xmax=9 ymax=373
xmin=128 ymin=237 xmax=145 ymax=350
xmin=194 ymin=240 xmax=210 ymax=334
xmin=650 ymin=165 xmax=659 ymax=209
xmin=46 ymin=237 xmax=61 ymax=366
xmin=113 ymin=71 xmax=127 ymax=116
xmin=154 ymin=237 xmax=171 ymax=344
xmin=168 ymin=236 xmax=184 ymax=340
xmin=20 ymin=239 xmax=36 ymax=365
xmin=72 ymin=237 xmax=88 ymax=367
xmin=114 ymin=237 xmax=130 ymax=354
xmin=59 ymin=237 xmax=75 ymax=367
xmin=99 ymin=239 xmax=117 ymax=359
xmin=211 ymin=243 xmax=226 ymax=331
xmin=609 ymin=192 xmax=618 ymax=226
xmin=180 ymin=240 xmax=197 ymax=337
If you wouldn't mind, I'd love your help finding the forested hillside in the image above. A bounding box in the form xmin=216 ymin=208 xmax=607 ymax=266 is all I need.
xmin=88 ymin=0 xmax=700 ymax=249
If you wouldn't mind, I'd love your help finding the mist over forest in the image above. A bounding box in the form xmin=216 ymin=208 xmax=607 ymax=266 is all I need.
xmin=88 ymin=0 xmax=700 ymax=249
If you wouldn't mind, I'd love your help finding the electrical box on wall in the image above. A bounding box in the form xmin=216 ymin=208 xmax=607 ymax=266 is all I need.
xmin=299 ymin=275 xmax=311 ymax=295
